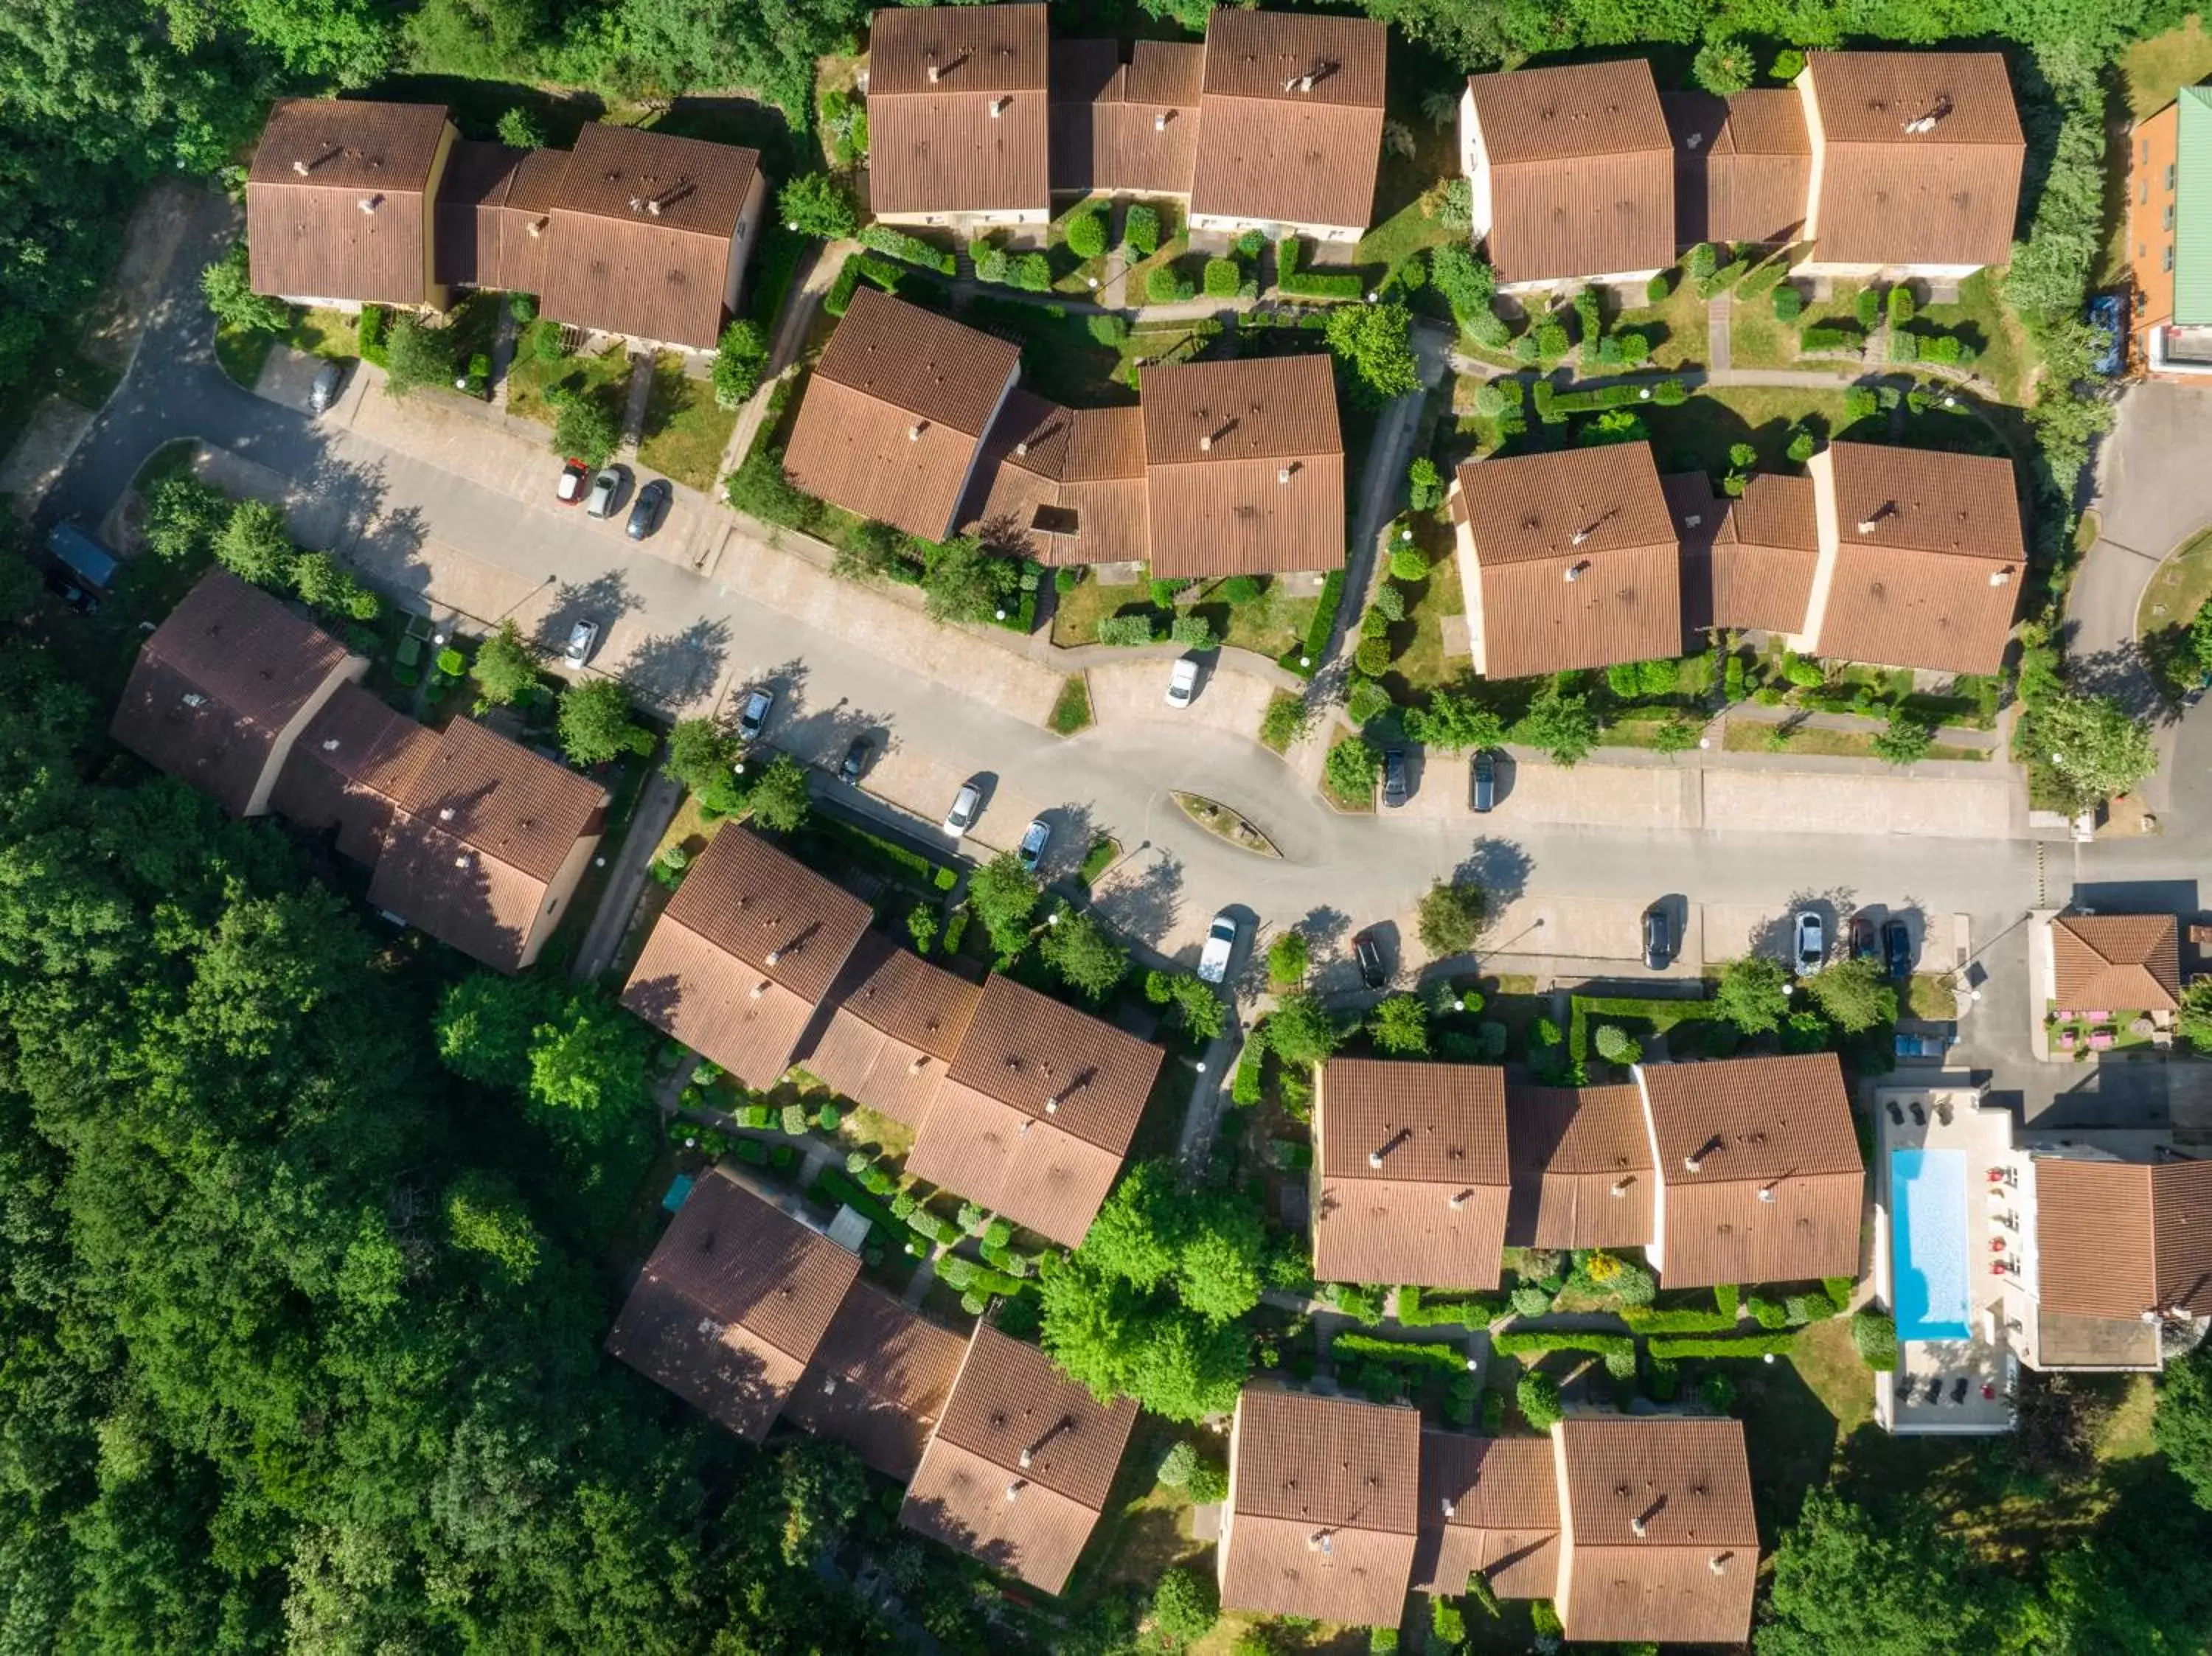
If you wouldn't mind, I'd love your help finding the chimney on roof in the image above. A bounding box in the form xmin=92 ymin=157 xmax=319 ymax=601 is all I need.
xmin=1015 ymin=439 xmax=1029 ymax=457
xmin=1758 ymin=1181 xmax=1780 ymax=1204
xmin=1307 ymin=1528 xmax=1333 ymax=1554
xmin=1685 ymin=513 xmax=1703 ymax=529
xmin=908 ymin=1054 xmax=929 ymax=1075
xmin=1199 ymin=434 xmax=1212 ymax=452
xmin=292 ymin=158 xmax=310 ymax=175
xmin=438 ymin=807 xmax=455 ymax=821
xmin=321 ymin=738 xmax=340 ymax=751
xmin=751 ymin=978 xmax=771 ymax=1000
xmin=1004 ymin=1480 xmax=1023 ymax=1503
xmin=1020 ymin=1416 xmax=1074 ymax=1470
xmin=628 ymin=196 xmax=644 ymax=212
xmin=821 ymin=1376 xmax=838 ymax=1395
xmin=764 ymin=947 xmax=782 ymax=966
xmin=357 ymin=196 xmax=380 ymax=215
xmin=527 ymin=217 xmax=546 ymax=237
xmin=180 ymin=692 xmax=206 ymax=708
xmin=928 ymin=62 xmax=942 ymax=85
xmin=908 ymin=422 xmax=925 ymax=442
xmin=1683 ymin=1152 xmax=1703 ymax=1174
xmin=1711 ymin=1552 xmax=1732 ymax=1576
xmin=1565 ymin=560 xmax=1588 ymax=583
xmin=1630 ymin=1514 xmax=1648 ymax=1537
xmin=1155 ymin=111 xmax=1169 ymax=132
xmin=990 ymin=97 xmax=1009 ymax=119
xmin=1044 ymin=1096 xmax=1060 ymax=1113
xmin=646 ymin=198 xmax=662 ymax=216
xmin=1610 ymin=1175 xmax=1633 ymax=1197
xmin=1277 ymin=467 xmax=1292 ymax=485
xmin=1441 ymin=1497 xmax=1456 ymax=1518
xmin=1448 ymin=1189 xmax=1470 ymax=1211
xmin=453 ymin=855 xmax=470 ymax=869
xmin=1687 ymin=131 xmax=1703 ymax=150
xmin=1990 ymin=568 xmax=2012 ymax=588
xmin=1857 ymin=501 xmax=1896 ymax=535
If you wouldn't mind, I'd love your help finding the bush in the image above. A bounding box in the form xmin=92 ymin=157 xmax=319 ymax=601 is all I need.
xmin=1510 ymin=1283 xmax=1553 ymax=1318
xmin=1851 ymin=1309 xmax=1899 ymax=1371
xmin=1203 ymin=257 xmax=1241 ymax=297
xmin=858 ymin=223 xmax=956 ymax=274
xmin=1096 ymin=615 xmax=1157 ymax=647
xmin=1147 ymin=263 xmax=1195 ymax=304
xmin=1646 ymin=271 xmax=1670 ymax=303
xmin=1772 ymin=283 xmax=1804 ymax=322
xmin=1124 ymin=203 xmax=1161 ymax=257
xmin=1354 ymin=638 xmax=1390 ymax=676
xmin=779 ymin=171 xmax=858 ymax=240
xmin=1065 ymin=208 xmax=1107 ymax=260
xmin=1649 ymin=1332 xmax=1798 ymax=1360
xmin=1517 ymin=1371 xmax=1562 ymax=1430
xmin=1888 ymin=330 xmax=1921 ymax=364
xmin=1169 ymin=613 xmax=1217 ymax=650
xmin=1593 ymin=1024 xmax=1637 ymax=1064
xmin=1801 ymin=324 xmax=1860 ymax=352
xmin=1222 ymin=574 xmax=1262 ymax=605
xmin=1276 ymin=237 xmax=1363 ymax=299
xmin=1157 ymin=1441 xmax=1198 ymax=1487
xmin=779 ymin=1104 xmax=807 ymax=1135
xmin=1700 ymin=1371 xmax=1739 ymax=1413
xmin=1389 ymin=546 xmax=1428 ymax=581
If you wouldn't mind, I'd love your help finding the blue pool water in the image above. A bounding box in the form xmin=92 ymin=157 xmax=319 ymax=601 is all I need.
xmin=1891 ymin=1147 xmax=1971 ymax=1341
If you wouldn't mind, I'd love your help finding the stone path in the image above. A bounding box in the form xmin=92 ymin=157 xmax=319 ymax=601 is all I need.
xmin=1707 ymin=294 xmax=1733 ymax=372
xmin=489 ymin=305 xmax=517 ymax=411
xmin=618 ymin=348 xmax=653 ymax=455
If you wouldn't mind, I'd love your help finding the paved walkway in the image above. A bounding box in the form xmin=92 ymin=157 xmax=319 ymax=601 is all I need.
xmin=618 ymin=348 xmax=653 ymax=454
xmin=1708 ymin=296 xmax=1733 ymax=372
xmin=573 ymin=768 xmax=684 ymax=983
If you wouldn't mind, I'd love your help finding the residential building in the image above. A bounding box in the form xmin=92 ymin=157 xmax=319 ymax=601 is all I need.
xmin=366 ymin=716 xmax=608 ymax=973
xmin=1503 ymin=1084 xmax=1655 ymax=1251
xmin=1217 ymin=1387 xmax=1421 ymax=1627
xmin=960 ymin=391 xmax=1151 ymax=568
xmin=2025 ymin=1151 xmax=2212 ymax=1368
xmin=1793 ymin=52 xmax=2023 ymax=279
xmin=780 ymin=287 xmax=1023 ymax=543
xmin=247 ymin=102 xmax=766 ymax=349
xmin=1411 ymin=1432 xmax=1559 ymax=1598
xmin=900 ymin=1323 xmax=1139 ymax=1594
xmin=269 ymin=681 xmax=443 ymax=863
xmin=1636 ymin=1053 xmax=1863 ymax=1288
xmin=248 ymin=99 xmax=459 ymax=310
xmin=797 ymin=933 xmax=984 ymax=1128
xmin=622 ymin=826 xmax=874 ymax=1090
xmin=782 ymin=1278 xmax=969 ymax=1480
xmin=1667 ymin=469 xmax=1821 ymax=637
xmin=1186 ymin=10 xmax=1387 ymax=244
xmin=2047 ymin=912 xmax=2183 ymax=1017
xmin=1447 ymin=445 xmax=1684 ymax=679
xmin=902 ymin=974 xmax=1164 ymax=1249
xmin=2126 ymin=88 xmax=2208 ymax=373
xmin=1048 ymin=38 xmax=1206 ymax=201
xmin=1458 ymin=60 xmax=1674 ymax=292
xmin=1311 ymin=1057 xmax=1512 ymax=1290
xmin=1662 ymin=88 xmax=1810 ymax=248
xmin=111 ymin=568 xmax=366 ymax=820
xmin=1140 ymin=355 xmax=1346 ymax=578
xmin=866 ymin=3 xmax=1053 ymax=233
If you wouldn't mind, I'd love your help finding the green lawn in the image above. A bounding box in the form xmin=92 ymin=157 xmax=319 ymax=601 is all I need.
xmin=636 ymin=352 xmax=738 ymax=490
xmin=1723 ymin=718 xmax=1988 ymax=762
xmin=1913 ymin=268 xmax=2039 ymax=406
xmin=1638 ymin=384 xmax=1857 ymax=480
xmin=1354 ymin=192 xmax=1458 ymax=279
xmin=508 ymin=326 xmax=633 ymax=432
xmin=1048 ymin=573 xmax=1315 ymax=658
xmin=213 ymin=326 xmax=274 ymax=390
xmin=288 ymin=307 xmax=361 ymax=360
xmin=1601 ymin=274 xmax=1713 ymax=371
xmin=2136 ymin=524 xmax=2212 ymax=639
xmin=2121 ymin=15 xmax=2212 ymax=117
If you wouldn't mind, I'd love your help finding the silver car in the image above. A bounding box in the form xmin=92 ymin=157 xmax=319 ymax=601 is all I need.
xmin=585 ymin=467 xmax=622 ymax=519
xmin=308 ymin=361 xmax=344 ymax=414
xmin=942 ymin=783 xmax=982 ymax=839
xmin=563 ymin=619 xmax=599 ymax=669
xmin=1793 ymin=910 xmax=1826 ymax=975
xmin=737 ymin=688 xmax=773 ymax=742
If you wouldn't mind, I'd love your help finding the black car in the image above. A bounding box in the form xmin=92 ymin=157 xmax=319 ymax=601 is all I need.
xmin=1883 ymin=919 xmax=1913 ymax=979
xmin=1382 ymin=748 xmax=1408 ymax=808
xmin=627 ymin=478 xmax=672 ymax=540
xmin=838 ymin=737 xmax=868 ymax=786
xmin=1352 ymin=930 xmax=1388 ymax=990
xmin=1642 ymin=905 xmax=1671 ymax=972
xmin=1849 ymin=915 xmax=1877 ymax=961
xmin=1472 ymin=749 xmax=1496 ymax=813
xmin=41 ymin=570 xmax=97 ymax=613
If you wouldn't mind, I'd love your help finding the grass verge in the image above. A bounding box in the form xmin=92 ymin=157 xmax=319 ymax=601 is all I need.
xmin=636 ymin=352 xmax=738 ymax=490
xmin=1048 ymin=675 xmax=1093 ymax=736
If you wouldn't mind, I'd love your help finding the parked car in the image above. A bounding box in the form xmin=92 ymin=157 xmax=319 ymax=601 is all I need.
xmin=737 ymin=688 xmax=773 ymax=742
xmin=1793 ymin=910 xmax=1825 ymax=975
xmin=1849 ymin=915 xmax=1877 ymax=961
xmin=838 ymin=737 xmax=869 ymax=787
xmin=554 ymin=458 xmax=591 ymax=504
xmin=1165 ymin=658 xmax=1200 ymax=708
xmin=942 ymin=783 xmax=982 ymax=840
xmin=1017 ymin=817 xmax=1051 ymax=873
xmin=562 ymin=619 xmax=599 ymax=669
xmin=585 ymin=466 xmax=623 ymax=519
xmin=2087 ymin=292 xmax=2126 ymax=378
xmin=1883 ymin=919 xmax=1914 ymax=980
xmin=308 ymin=361 xmax=344 ymax=414
xmin=41 ymin=571 xmax=97 ymax=614
xmin=1198 ymin=911 xmax=1238 ymax=984
xmin=1895 ymin=1030 xmax=1952 ymax=1060
xmin=627 ymin=478 xmax=672 ymax=540
xmin=1642 ymin=905 xmax=1672 ymax=972
xmin=1471 ymin=749 xmax=1496 ymax=813
xmin=1382 ymin=748 xmax=1408 ymax=808
xmin=1352 ymin=930 xmax=1388 ymax=990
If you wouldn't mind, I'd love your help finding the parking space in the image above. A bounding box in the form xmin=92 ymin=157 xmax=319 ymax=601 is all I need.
xmin=1394 ymin=749 xmax=1693 ymax=828
xmin=1702 ymin=767 xmax=2017 ymax=840
xmin=1086 ymin=658 xmax=1276 ymax=742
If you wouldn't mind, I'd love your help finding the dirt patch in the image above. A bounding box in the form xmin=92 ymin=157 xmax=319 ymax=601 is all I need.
xmin=0 ymin=395 xmax=95 ymax=514
xmin=81 ymin=181 xmax=212 ymax=374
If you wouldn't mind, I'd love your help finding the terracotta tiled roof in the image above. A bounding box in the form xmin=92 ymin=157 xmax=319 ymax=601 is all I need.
xmin=1465 ymin=63 xmax=1674 ymax=284
xmin=866 ymin=4 xmax=1051 ymax=217
xmin=1188 ymin=10 xmax=1385 ymax=234
xmin=1809 ymin=443 xmax=2022 ymax=674
xmin=538 ymin=122 xmax=761 ymax=349
xmin=1455 ymin=447 xmax=1683 ymax=678
xmin=784 ymin=288 xmax=1023 ymax=541
xmin=433 ymin=139 xmax=568 ymax=294
xmin=247 ymin=99 xmax=451 ymax=303
xmin=1221 ymin=1387 xmax=1421 ymax=1626
xmin=2154 ymin=1160 xmax=2212 ymax=1315
xmin=110 ymin=569 xmax=356 ymax=819
xmin=1802 ymin=52 xmax=2024 ymax=269
xmin=270 ymin=683 xmax=440 ymax=864
xmin=798 ymin=933 xmax=984 ymax=1127
xmin=905 ymin=975 xmax=1163 ymax=1247
xmin=900 ymin=1323 xmax=1137 ymax=1593
xmin=1141 ymin=355 xmax=1346 ymax=577
xmin=1504 ymin=1085 xmax=1655 ymax=1251
xmin=1662 ymin=89 xmax=1809 ymax=246
xmin=1638 ymin=1054 xmax=1863 ymax=1287
xmin=604 ymin=1170 xmax=860 ymax=1442
xmin=1413 ymin=1432 xmax=1560 ymax=1597
xmin=1315 ymin=1059 xmax=1512 ymax=1290
xmin=2037 ymin=1155 xmax=2212 ymax=1321
xmin=1681 ymin=469 xmax=1818 ymax=634
xmin=962 ymin=390 xmax=1150 ymax=566
xmin=2050 ymin=914 xmax=2182 ymax=1013
xmin=1048 ymin=39 xmax=1203 ymax=198
xmin=622 ymin=826 xmax=873 ymax=1088
xmin=782 ymin=1280 xmax=967 ymax=1480
xmin=1554 ymin=1418 xmax=1757 ymax=1645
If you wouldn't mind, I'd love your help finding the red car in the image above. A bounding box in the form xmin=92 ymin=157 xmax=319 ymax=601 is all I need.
xmin=554 ymin=458 xmax=591 ymax=504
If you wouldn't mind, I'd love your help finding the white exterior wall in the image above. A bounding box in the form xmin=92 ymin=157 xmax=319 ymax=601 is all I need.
xmin=1630 ymin=1065 xmax=1669 ymax=1276
xmin=1190 ymin=210 xmax=1361 ymax=245
xmin=1460 ymin=87 xmax=1495 ymax=243
xmin=724 ymin=167 xmax=769 ymax=314
xmin=1498 ymin=267 xmax=1663 ymax=297
xmin=1450 ymin=484 xmax=1489 ymax=678
xmin=1787 ymin=447 xmax=1843 ymax=657
xmin=876 ymin=207 xmax=1048 ymax=231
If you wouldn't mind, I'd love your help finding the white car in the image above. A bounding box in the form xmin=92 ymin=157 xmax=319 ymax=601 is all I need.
xmin=1793 ymin=911 xmax=1826 ymax=975
xmin=585 ymin=467 xmax=622 ymax=518
xmin=1165 ymin=658 xmax=1200 ymax=708
xmin=943 ymin=782 xmax=982 ymax=839
xmin=562 ymin=619 xmax=599 ymax=669
xmin=1197 ymin=911 xmax=1238 ymax=984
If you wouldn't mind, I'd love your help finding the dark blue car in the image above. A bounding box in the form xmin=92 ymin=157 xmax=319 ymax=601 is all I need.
xmin=2087 ymin=293 xmax=2124 ymax=378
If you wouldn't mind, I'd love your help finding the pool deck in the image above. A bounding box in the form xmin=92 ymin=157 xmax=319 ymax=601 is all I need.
xmin=1873 ymin=1085 xmax=2019 ymax=1434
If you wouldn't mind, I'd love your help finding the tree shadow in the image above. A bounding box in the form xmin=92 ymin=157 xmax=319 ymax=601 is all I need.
xmin=1457 ymin=836 xmax=1532 ymax=911
xmin=1746 ymin=886 xmax=1858 ymax=964
xmin=622 ymin=616 xmax=731 ymax=713
xmin=1088 ymin=848 xmax=1184 ymax=950
xmin=776 ymin=692 xmax=897 ymax=775
xmin=535 ymin=571 xmax=641 ymax=655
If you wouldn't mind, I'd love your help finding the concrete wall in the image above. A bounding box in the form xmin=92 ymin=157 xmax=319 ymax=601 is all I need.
xmin=518 ymin=821 xmax=603 ymax=970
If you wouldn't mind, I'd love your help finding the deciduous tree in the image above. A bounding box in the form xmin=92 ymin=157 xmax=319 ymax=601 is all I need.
xmin=1714 ymin=953 xmax=1791 ymax=1034
xmin=557 ymin=677 xmax=653 ymax=766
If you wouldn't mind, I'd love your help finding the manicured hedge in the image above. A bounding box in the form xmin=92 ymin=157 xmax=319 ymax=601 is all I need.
xmin=1280 ymin=569 xmax=1347 ymax=675
xmin=1622 ymin=1295 xmax=1741 ymax=1334
xmin=1531 ymin=378 xmax=1688 ymax=422
xmin=1322 ymin=1282 xmax=1388 ymax=1323
xmin=1492 ymin=1329 xmax=1635 ymax=1361
xmin=1801 ymin=324 xmax=1861 ymax=353
xmin=1276 ymin=237 xmax=1363 ymax=300
xmin=747 ymin=226 xmax=808 ymax=329
xmin=1332 ymin=1333 xmax=1470 ymax=1377
xmin=1232 ymin=1045 xmax=1264 ymax=1105
xmin=1397 ymin=1287 xmax=1505 ymax=1328
xmin=824 ymin=253 xmax=904 ymax=318
xmin=1567 ymin=992 xmax=1715 ymax=1063
xmin=1648 ymin=1331 xmax=1798 ymax=1360
xmin=799 ymin=814 xmax=959 ymax=892
xmin=859 ymin=223 xmax=957 ymax=274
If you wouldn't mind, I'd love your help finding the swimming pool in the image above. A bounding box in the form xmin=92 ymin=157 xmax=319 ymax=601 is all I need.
xmin=1891 ymin=1147 xmax=1971 ymax=1341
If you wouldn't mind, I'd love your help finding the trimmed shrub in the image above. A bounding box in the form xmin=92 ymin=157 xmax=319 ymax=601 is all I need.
xmin=1065 ymin=208 xmax=1107 ymax=260
xmin=1203 ymin=257 xmax=1241 ymax=297
xmin=1700 ymin=1371 xmax=1739 ymax=1413
xmin=1096 ymin=615 xmax=1157 ymax=647
xmin=1222 ymin=574 xmax=1263 ymax=605
xmin=779 ymin=1104 xmax=807 ymax=1135
xmin=1851 ymin=1309 xmax=1899 ymax=1371
xmin=1389 ymin=546 xmax=1428 ymax=580
xmin=1517 ymin=1371 xmax=1563 ymax=1431
xmin=1772 ymin=283 xmax=1804 ymax=322
xmin=1646 ymin=271 xmax=1670 ymax=303
xmin=1397 ymin=1288 xmax=1503 ymax=1328
xmin=1648 ymin=1332 xmax=1798 ymax=1360
xmin=1277 ymin=237 xmax=1364 ymax=299
xmin=1147 ymin=262 xmax=1195 ymax=304
xmin=1332 ymin=1333 xmax=1470 ymax=1378
xmin=859 ymin=223 xmax=956 ymax=274
xmin=1594 ymin=1025 xmax=1637 ymax=1064
xmin=1801 ymin=324 xmax=1860 ymax=352
xmin=1493 ymin=1329 xmax=1635 ymax=1363
xmin=1856 ymin=287 xmax=1882 ymax=329
xmin=1354 ymin=638 xmax=1390 ymax=676
xmin=1124 ymin=203 xmax=1161 ymax=257
xmin=1888 ymin=284 xmax=1916 ymax=325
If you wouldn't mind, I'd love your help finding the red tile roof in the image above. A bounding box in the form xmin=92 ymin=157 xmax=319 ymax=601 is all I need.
xmin=2050 ymin=914 xmax=2182 ymax=1013
xmin=962 ymin=389 xmax=1150 ymax=567
xmin=269 ymin=682 xmax=440 ymax=863
xmin=1189 ymin=11 xmax=1386 ymax=234
xmin=782 ymin=1280 xmax=967 ymax=1480
xmin=1048 ymin=39 xmax=1204 ymax=198
xmin=866 ymin=4 xmax=1052 ymax=217
xmin=1504 ymin=1085 xmax=1655 ymax=1251
xmin=434 ymin=139 xmax=569 ymax=295
xmin=798 ymin=934 xmax=984 ymax=1127
xmin=1413 ymin=1432 xmax=1560 ymax=1597
xmin=248 ymin=99 xmax=451 ymax=303
xmin=1662 ymin=89 xmax=1809 ymax=246
xmin=2037 ymin=1155 xmax=2212 ymax=1321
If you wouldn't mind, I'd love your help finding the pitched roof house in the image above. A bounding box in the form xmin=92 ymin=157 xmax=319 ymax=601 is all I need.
xmin=1141 ymin=355 xmax=1346 ymax=578
xmin=1187 ymin=10 xmax=1387 ymax=243
xmin=900 ymin=1323 xmax=1138 ymax=1594
xmin=366 ymin=716 xmax=608 ymax=973
xmin=1795 ymin=52 xmax=2024 ymax=276
xmin=1552 ymin=1418 xmax=1758 ymax=1644
xmin=1450 ymin=446 xmax=1684 ymax=679
xmin=1048 ymin=38 xmax=1206 ymax=198
xmin=269 ymin=681 xmax=442 ymax=863
xmin=902 ymin=975 xmax=1163 ymax=1248
xmin=432 ymin=139 xmax=568 ymax=295
xmin=961 ymin=390 xmax=1150 ymax=567
xmin=248 ymin=99 xmax=457 ymax=307
xmin=2034 ymin=1155 xmax=2212 ymax=1335
xmin=1217 ymin=1388 xmax=1421 ymax=1627
xmin=605 ymin=1170 xmax=863 ymax=1442
xmin=1636 ymin=1054 xmax=1864 ymax=1287
xmin=1504 ymin=1084 xmax=1655 ymax=1251
xmin=782 ymin=288 xmax=1024 ymax=542
xmin=622 ymin=826 xmax=874 ymax=1089
xmin=867 ymin=4 xmax=1053 ymax=226
xmin=1661 ymin=88 xmax=1810 ymax=248
xmin=110 ymin=568 xmax=366 ymax=819
xmin=1312 ymin=1059 xmax=1512 ymax=1290
xmin=2048 ymin=913 xmax=2183 ymax=1014
xmin=782 ymin=1278 xmax=970 ymax=1480
xmin=797 ymin=934 xmax=984 ymax=1127
xmin=1793 ymin=442 xmax=2023 ymax=674
xmin=1413 ymin=1432 xmax=1559 ymax=1598
xmin=1458 ymin=62 xmax=1674 ymax=288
